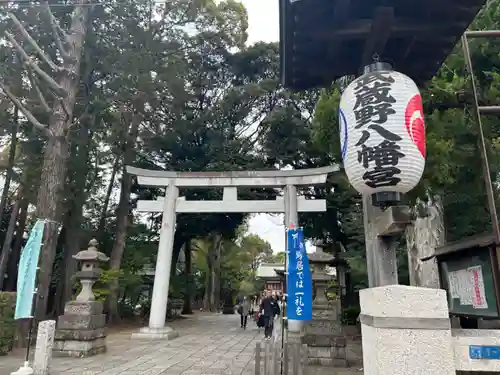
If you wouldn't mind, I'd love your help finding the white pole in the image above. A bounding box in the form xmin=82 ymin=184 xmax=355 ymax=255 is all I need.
xmin=148 ymin=183 xmax=178 ymax=329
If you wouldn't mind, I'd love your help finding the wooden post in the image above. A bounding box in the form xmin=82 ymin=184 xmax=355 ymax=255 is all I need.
xmin=274 ymin=344 xmax=281 ymax=375
xmin=255 ymin=342 xmax=261 ymax=375
xmin=270 ymin=342 xmax=277 ymax=375
xmin=264 ymin=341 xmax=270 ymax=375
xmin=283 ymin=341 xmax=289 ymax=375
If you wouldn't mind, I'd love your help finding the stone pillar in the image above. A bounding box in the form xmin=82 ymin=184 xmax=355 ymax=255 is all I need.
xmin=406 ymin=194 xmax=444 ymax=289
xmin=132 ymin=183 xmax=179 ymax=339
xmin=53 ymin=239 xmax=108 ymax=357
xmin=33 ymin=320 xmax=55 ymax=375
xmin=360 ymin=285 xmax=455 ymax=375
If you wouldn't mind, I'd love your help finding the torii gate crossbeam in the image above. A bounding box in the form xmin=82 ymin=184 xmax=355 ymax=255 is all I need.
xmin=127 ymin=165 xmax=338 ymax=340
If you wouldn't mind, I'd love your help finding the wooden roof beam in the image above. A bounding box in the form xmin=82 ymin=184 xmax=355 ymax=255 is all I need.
xmin=305 ymin=19 xmax=467 ymax=40
xmin=360 ymin=7 xmax=395 ymax=67
xmin=427 ymin=1 xmax=482 ymax=16
xmin=296 ymin=63 xmax=437 ymax=83
xmin=289 ymin=0 xmax=351 ymax=85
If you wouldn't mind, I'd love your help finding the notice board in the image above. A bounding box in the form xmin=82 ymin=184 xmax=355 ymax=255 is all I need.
xmin=438 ymin=245 xmax=499 ymax=318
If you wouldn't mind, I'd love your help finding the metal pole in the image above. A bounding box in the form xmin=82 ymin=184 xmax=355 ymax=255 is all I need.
xmin=465 ymin=30 xmax=500 ymax=38
xmin=461 ymin=34 xmax=500 ymax=243
xmin=282 ymin=186 xmax=290 ymax=352
xmin=361 ymin=62 xmax=399 ymax=287
xmin=285 ymin=185 xmax=302 ymax=333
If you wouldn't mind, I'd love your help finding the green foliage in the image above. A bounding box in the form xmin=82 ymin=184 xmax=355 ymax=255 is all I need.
xmin=73 ymin=267 xmax=144 ymax=315
xmin=326 ymin=280 xmax=338 ymax=300
xmin=191 ymin=230 xmax=273 ymax=304
xmin=0 ymin=292 xmax=16 ymax=355
xmin=265 ymin=251 xmax=286 ymax=264
xmin=94 ymin=269 xmax=119 ymax=302
xmin=341 ymin=305 xmax=360 ymax=326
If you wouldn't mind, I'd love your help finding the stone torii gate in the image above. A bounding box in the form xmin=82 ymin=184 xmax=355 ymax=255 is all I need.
xmin=126 ymin=165 xmax=338 ymax=339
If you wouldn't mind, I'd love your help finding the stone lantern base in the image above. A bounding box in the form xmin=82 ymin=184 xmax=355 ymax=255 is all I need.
xmin=302 ymin=298 xmax=344 ymax=365
xmin=53 ymin=301 xmax=107 ymax=357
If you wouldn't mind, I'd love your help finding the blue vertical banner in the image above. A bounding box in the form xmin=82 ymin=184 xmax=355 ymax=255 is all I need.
xmin=15 ymin=219 xmax=45 ymax=320
xmin=286 ymin=227 xmax=312 ymax=321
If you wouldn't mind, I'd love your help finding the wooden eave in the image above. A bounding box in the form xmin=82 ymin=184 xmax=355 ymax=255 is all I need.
xmin=280 ymin=0 xmax=486 ymax=90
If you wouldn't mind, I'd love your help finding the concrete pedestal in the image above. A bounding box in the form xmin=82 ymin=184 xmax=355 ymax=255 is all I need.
xmin=131 ymin=326 xmax=179 ymax=340
xmin=10 ymin=363 xmax=33 ymax=375
xmin=53 ymin=301 xmax=107 ymax=357
xmin=453 ymin=329 xmax=500 ymax=372
xmin=360 ymin=285 xmax=455 ymax=375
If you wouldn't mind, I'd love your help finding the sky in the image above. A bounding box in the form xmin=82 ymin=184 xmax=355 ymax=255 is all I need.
xmin=240 ymin=0 xmax=314 ymax=253
xmin=241 ymin=0 xmax=280 ymax=45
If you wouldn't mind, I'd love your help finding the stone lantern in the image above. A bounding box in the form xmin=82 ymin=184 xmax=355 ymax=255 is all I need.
xmin=53 ymin=239 xmax=109 ymax=358
xmin=74 ymin=239 xmax=109 ymax=302
xmin=302 ymin=240 xmax=342 ymax=365
xmin=308 ymin=240 xmax=337 ymax=315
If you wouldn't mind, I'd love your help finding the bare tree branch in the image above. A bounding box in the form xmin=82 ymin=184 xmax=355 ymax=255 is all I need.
xmin=5 ymin=32 xmax=66 ymax=96
xmin=42 ymin=2 xmax=71 ymax=60
xmin=8 ymin=13 xmax=59 ymax=71
xmin=27 ymin=70 xmax=51 ymax=113
xmin=0 ymin=81 xmax=50 ymax=135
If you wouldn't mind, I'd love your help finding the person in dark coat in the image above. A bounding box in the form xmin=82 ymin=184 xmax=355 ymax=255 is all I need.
xmin=259 ymin=289 xmax=281 ymax=340
xmin=238 ymin=296 xmax=251 ymax=329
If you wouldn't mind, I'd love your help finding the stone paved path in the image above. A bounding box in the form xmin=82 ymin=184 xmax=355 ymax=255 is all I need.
xmin=0 ymin=313 xmax=270 ymax=375
xmin=0 ymin=313 xmax=363 ymax=375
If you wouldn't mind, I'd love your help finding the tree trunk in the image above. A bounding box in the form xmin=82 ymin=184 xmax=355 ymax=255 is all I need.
xmin=5 ymin=198 xmax=28 ymax=292
xmin=172 ymin=231 xmax=186 ymax=271
xmin=182 ymin=239 xmax=193 ymax=315
xmin=58 ymin=206 xmax=84 ymax=312
xmin=208 ymin=233 xmax=222 ymax=312
xmin=0 ymin=116 xmax=18 ymax=222
xmin=213 ymin=237 xmax=222 ymax=312
xmin=203 ymin=238 xmax=213 ymax=311
xmin=203 ymin=265 xmax=211 ymax=311
xmin=53 ymin=124 xmax=92 ymax=315
xmin=107 ymin=108 xmax=142 ymax=323
xmin=96 ymin=156 xmax=119 ymax=244
xmin=406 ymin=194 xmax=445 ymax=288
xmin=0 ymin=185 xmax=23 ymax=289
xmin=34 ymin=2 xmax=91 ymax=321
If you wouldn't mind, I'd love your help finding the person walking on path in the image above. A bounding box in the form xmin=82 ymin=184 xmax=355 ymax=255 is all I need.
xmin=238 ymin=295 xmax=251 ymax=329
xmin=260 ymin=289 xmax=281 ymax=340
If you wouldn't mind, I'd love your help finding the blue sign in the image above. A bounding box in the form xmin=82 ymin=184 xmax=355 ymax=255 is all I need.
xmin=15 ymin=220 xmax=45 ymax=320
xmin=286 ymin=227 xmax=312 ymax=321
xmin=469 ymin=345 xmax=500 ymax=360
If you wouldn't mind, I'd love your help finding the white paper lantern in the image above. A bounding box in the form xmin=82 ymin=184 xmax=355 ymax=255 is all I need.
xmin=339 ymin=70 xmax=425 ymax=196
